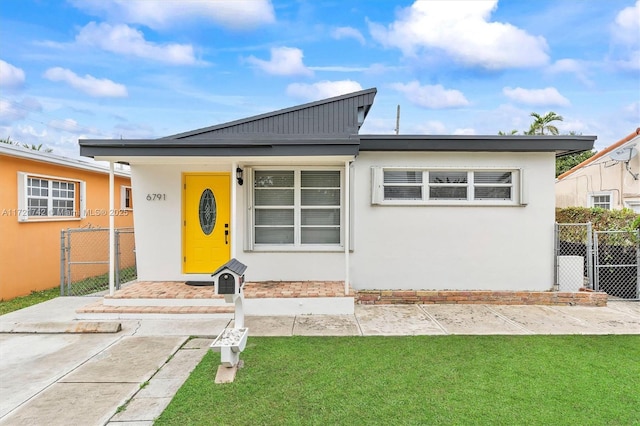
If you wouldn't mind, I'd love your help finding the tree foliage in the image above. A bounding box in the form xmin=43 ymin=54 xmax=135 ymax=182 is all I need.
xmin=555 ymin=150 xmax=596 ymax=177
xmin=1 ymin=137 xmax=52 ymax=153
xmin=526 ymin=112 xmax=564 ymax=135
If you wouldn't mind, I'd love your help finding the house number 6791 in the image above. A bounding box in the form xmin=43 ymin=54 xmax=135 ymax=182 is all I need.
xmin=146 ymin=193 xmax=166 ymax=201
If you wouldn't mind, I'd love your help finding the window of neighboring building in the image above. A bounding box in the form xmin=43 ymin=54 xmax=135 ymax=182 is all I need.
xmin=121 ymin=186 xmax=133 ymax=210
xmin=588 ymin=192 xmax=613 ymax=210
xmin=625 ymin=200 xmax=640 ymax=213
xmin=17 ymin=172 xmax=85 ymax=221
xmin=373 ymin=168 xmax=522 ymax=206
xmin=251 ymin=168 xmax=342 ymax=249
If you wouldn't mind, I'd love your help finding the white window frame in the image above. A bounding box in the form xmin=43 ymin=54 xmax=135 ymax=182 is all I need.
xmin=120 ymin=185 xmax=133 ymax=210
xmin=588 ymin=192 xmax=613 ymax=210
xmin=247 ymin=167 xmax=344 ymax=252
xmin=17 ymin=172 xmax=86 ymax=222
xmin=371 ymin=167 xmax=526 ymax=206
xmin=624 ymin=200 xmax=640 ymax=213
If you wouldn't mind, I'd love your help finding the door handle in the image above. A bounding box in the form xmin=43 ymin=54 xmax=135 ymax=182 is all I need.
xmin=224 ymin=224 xmax=229 ymax=245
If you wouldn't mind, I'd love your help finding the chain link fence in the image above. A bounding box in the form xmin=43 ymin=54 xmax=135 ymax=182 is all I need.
xmin=60 ymin=227 xmax=136 ymax=296
xmin=555 ymin=223 xmax=639 ymax=300
xmin=594 ymin=230 xmax=639 ymax=300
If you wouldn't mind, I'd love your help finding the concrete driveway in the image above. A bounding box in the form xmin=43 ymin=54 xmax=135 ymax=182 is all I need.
xmin=1 ymin=298 xmax=639 ymax=425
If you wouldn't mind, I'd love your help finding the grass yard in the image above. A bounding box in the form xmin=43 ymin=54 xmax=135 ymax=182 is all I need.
xmin=156 ymin=335 xmax=640 ymax=426
xmin=0 ymin=265 xmax=137 ymax=315
xmin=0 ymin=287 xmax=60 ymax=315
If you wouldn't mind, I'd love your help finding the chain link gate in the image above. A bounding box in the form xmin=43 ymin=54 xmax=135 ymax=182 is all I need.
xmin=555 ymin=223 xmax=639 ymax=300
xmin=594 ymin=230 xmax=639 ymax=300
xmin=60 ymin=227 xmax=136 ymax=296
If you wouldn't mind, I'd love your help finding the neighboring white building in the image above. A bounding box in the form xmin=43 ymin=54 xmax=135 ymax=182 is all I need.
xmin=80 ymin=88 xmax=595 ymax=294
xmin=556 ymin=128 xmax=640 ymax=212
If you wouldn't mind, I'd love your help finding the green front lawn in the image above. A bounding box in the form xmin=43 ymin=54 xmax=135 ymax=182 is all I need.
xmin=156 ymin=335 xmax=640 ymax=426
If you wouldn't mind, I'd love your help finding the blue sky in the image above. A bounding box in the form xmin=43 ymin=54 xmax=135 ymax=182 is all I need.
xmin=1 ymin=0 xmax=638 ymax=158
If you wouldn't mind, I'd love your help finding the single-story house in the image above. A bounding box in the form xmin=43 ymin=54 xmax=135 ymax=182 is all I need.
xmin=0 ymin=143 xmax=134 ymax=300
xmin=556 ymin=128 xmax=640 ymax=212
xmin=79 ymin=88 xmax=595 ymax=303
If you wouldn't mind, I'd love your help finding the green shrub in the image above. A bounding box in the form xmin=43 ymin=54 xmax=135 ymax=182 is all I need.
xmin=556 ymin=207 xmax=639 ymax=231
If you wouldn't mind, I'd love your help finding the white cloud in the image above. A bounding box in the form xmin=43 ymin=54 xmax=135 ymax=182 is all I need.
xmin=413 ymin=121 xmax=447 ymax=134
xmin=612 ymin=0 xmax=640 ymax=45
xmin=453 ymin=128 xmax=476 ymax=135
xmin=0 ymin=98 xmax=42 ymax=124
xmin=246 ymin=47 xmax=313 ymax=76
xmin=43 ymin=67 xmax=128 ymax=98
xmin=332 ymin=27 xmax=366 ymax=45
xmin=547 ymin=59 xmax=593 ymax=87
xmin=369 ymin=0 xmax=549 ymax=69
xmin=622 ymin=101 xmax=640 ymax=119
xmin=76 ymin=22 xmax=197 ymax=65
xmin=70 ymin=0 xmax=275 ymax=30
xmin=390 ymin=81 xmax=469 ymax=109
xmin=610 ymin=0 xmax=640 ymax=70
xmin=502 ymin=87 xmax=570 ymax=107
xmin=0 ymin=60 xmax=26 ymax=89
xmin=286 ymin=80 xmax=363 ymax=102
xmin=47 ymin=118 xmax=99 ymax=135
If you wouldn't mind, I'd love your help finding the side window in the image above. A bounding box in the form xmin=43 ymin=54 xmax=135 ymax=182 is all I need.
xmin=589 ymin=193 xmax=612 ymax=210
xmin=372 ymin=168 xmax=520 ymax=206
xmin=121 ymin=186 xmax=133 ymax=210
xmin=18 ymin=172 xmax=84 ymax=221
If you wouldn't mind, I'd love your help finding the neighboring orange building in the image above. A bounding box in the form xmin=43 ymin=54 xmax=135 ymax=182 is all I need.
xmin=0 ymin=143 xmax=133 ymax=300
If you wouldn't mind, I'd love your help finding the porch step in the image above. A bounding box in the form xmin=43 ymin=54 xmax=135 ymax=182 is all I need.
xmin=76 ymin=299 xmax=235 ymax=320
xmin=76 ymin=281 xmax=356 ymax=319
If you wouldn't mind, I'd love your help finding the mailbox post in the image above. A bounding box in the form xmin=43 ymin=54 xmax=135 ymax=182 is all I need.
xmin=210 ymin=259 xmax=249 ymax=369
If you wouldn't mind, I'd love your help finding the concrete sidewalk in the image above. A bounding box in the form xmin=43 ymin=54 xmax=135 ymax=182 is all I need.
xmin=1 ymin=298 xmax=639 ymax=425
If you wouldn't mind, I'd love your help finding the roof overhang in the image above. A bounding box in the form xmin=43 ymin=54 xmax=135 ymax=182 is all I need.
xmin=359 ymin=135 xmax=596 ymax=157
xmin=80 ymin=134 xmax=596 ymax=163
xmin=79 ymin=136 xmax=361 ymax=160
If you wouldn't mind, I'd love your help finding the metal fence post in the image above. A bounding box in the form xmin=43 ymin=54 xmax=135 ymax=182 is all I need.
xmin=66 ymin=229 xmax=72 ymax=295
xmin=586 ymin=222 xmax=593 ymax=290
xmin=593 ymin=231 xmax=600 ymax=292
xmin=115 ymin=229 xmax=121 ymax=290
xmin=636 ymin=229 xmax=639 ymax=300
xmin=60 ymin=229 xmax=66 ymax=296
xmin=553 ymin=222 xmax=559 ymax=291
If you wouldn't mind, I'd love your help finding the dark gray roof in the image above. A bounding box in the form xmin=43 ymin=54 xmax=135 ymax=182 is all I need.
xmin=359 ymin=135 xmax=596 ymax=156
xmin=212 ymin=258 xmax=247 ymax=277
xmin=79 ymin=87 xmax=596 ymax=159
xmin=80 ymin=88 xmax=376 ymax=159
xmin=166 ymin=88 xmax=377 ymax=139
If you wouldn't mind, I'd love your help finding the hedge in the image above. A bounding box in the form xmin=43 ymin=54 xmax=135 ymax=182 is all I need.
xmin=555 ymin=207 xmax=639 ymax=231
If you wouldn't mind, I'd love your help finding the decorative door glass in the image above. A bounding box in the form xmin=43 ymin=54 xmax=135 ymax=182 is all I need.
xmin=199 ymin=188 xmax=216 ymax=235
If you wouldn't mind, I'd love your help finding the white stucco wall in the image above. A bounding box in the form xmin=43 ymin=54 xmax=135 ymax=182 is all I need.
xmin=131 ymin=160 xmax=345 ymax=283
xmin=131 ymin=151 xmax=557 ymax=291
xmin=349 ymin=152 xmax=556 ymax=291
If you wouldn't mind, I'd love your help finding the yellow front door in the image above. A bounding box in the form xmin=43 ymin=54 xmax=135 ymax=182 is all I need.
xmin=183 ymin=173 xmax=231 ymax=273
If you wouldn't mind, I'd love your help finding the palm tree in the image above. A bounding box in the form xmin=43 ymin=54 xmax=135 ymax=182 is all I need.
xmin=526 ymin=112 xmax=564 ymax=135
xmin=498 ymin=129 xmax=519 ymax=136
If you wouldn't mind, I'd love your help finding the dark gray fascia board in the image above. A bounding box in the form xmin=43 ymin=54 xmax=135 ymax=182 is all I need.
xmin=359 ymin=135 xmax=596 ymax=155
xmin=79 ymin=137 xmax=360 ymax=158
xmin=164 ymin=88 xmax=378 ymax=139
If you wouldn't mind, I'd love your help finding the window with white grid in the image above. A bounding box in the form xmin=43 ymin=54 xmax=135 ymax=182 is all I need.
xmin=252 ymin=168 xmax=342 ymax=249
xmin=589 ymin=193 xmax=612 ymax=210
xmin=18 ymin=172 xmax=84 ymax=221
xmin=373 ymin=168 xmax=522 ymax=206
